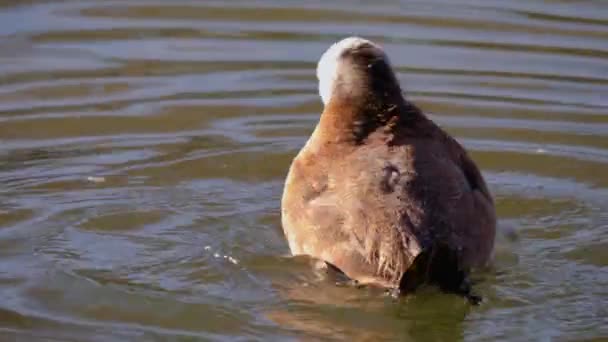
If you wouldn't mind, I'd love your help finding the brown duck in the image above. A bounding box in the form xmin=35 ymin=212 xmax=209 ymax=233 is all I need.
xmin=281 ymin=37 xmax=496 ymax=302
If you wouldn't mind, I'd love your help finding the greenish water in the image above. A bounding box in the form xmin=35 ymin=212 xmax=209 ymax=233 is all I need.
xmin=0 ymin=1 xmax=607 ymax=341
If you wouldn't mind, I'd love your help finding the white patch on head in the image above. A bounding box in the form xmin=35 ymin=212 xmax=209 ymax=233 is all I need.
xmin=316 ymin=37 xmax=380 ymax=106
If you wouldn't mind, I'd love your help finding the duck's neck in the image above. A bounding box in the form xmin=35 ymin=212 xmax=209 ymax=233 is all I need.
xmin=317 ymin=93 xmax=418 ymax=145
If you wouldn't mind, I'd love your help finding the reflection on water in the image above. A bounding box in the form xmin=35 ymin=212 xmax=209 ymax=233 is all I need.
xmin=0 ymin=0 xmax=607 ymax=340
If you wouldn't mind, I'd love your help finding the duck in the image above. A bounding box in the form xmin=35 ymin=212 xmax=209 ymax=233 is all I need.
xmin=280 ymin=37 xmax=496 ymax=302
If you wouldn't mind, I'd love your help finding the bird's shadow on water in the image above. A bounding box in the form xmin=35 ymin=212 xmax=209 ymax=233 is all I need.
xmin=247 ymin=253 xmax=493 ymax=341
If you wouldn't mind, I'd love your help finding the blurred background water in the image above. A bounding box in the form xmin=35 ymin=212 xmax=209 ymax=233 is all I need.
xmin=0 ymin=0 xmax=607 ymax=340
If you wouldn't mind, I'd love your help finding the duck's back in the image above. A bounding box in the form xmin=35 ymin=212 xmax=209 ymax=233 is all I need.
xmin=281 ymin=115 xmax=495 ymax=290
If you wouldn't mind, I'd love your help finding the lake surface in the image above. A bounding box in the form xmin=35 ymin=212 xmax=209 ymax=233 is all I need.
xmin=1 ymin=0 xmax=607 ymax=340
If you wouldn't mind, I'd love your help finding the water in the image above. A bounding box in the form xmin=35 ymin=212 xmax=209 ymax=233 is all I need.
xmin=0 ymin=0 xmax=607 ymax=340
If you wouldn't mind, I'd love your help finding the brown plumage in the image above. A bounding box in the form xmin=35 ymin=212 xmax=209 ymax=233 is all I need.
xmin=280 ymin=37 xmax=496 ymax=300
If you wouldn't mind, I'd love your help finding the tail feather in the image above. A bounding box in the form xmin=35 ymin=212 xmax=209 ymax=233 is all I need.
xmin=398 ymin=243 xmax=481 ymax=304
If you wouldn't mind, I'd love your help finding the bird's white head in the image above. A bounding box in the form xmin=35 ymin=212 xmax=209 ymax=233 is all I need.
xmin=316 ymin=37 xmax=388 ymax=106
